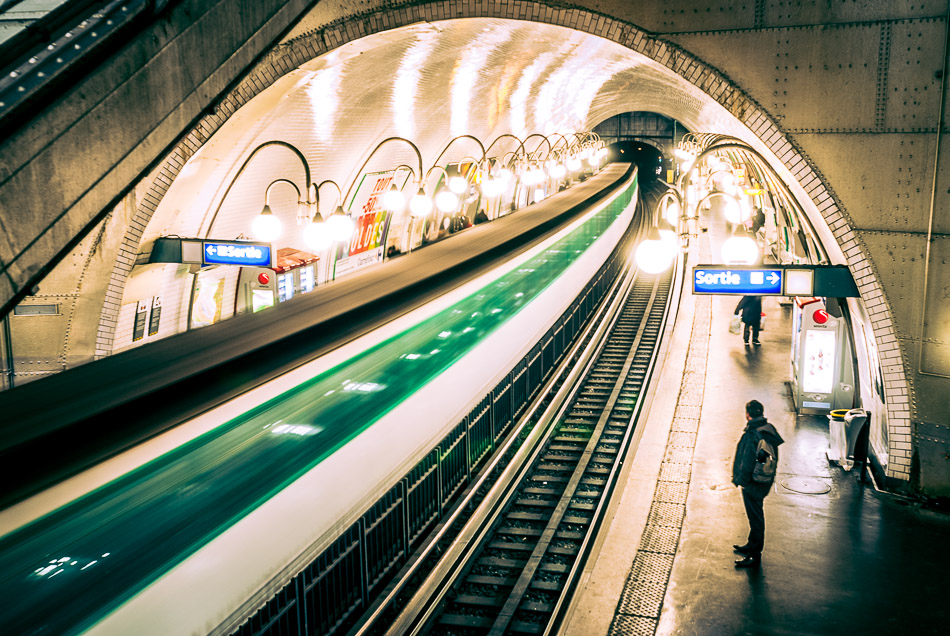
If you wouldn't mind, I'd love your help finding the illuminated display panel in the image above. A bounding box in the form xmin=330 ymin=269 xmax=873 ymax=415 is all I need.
xmin=802 ymin=330 xmax=836 ymax=394
xmin=252 ymin=289 xmax=275 ymax=313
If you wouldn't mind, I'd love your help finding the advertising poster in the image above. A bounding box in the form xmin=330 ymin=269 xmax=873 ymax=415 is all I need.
xmin=802 ymin=330 xmax=836 ymax=394
xmin=191 ymin=275 xmax=224 ymax=328
xmin=334 ymin=168 xmax=411 ymax=278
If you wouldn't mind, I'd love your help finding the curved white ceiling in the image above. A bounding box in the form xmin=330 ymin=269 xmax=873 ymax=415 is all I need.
xmin=144 ymin=18 xmax=769 ymax=252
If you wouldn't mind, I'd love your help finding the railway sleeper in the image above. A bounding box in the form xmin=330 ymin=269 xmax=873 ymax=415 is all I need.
xmin=438 ymin=614 xmax=494 ymax=628
xmin=548 ymin=544 xmax=580 ymax=557
xmin=518 ymin=600 xmax=554 ymax=614
xmin=508 ymin=511 xmax=550 ymax=521
xmin=575 ymin=399 xmax=608 ymax=409
xmin=478 ymin=556 xmax=526 ymax=569
xmin=558 ymin=419 xmax=591 ymax=435
xmin=569 ymin=501 xmax=596 ymax=512
xmin=509 ymin=619 xmax=546 ymax=635
xmin=558 ymin=421 xmax=596 ymax=430
xmin=523 ymin=486 xmax=560 ymax=496
xmin=468 ymin=574 xmax=519 ymax=586
xmin=574 ymin=490 xmax=602 ymax=500
xmin=579 ymin=386 xmax=611 ymax=396
xmin=558 ymin=421 xmax=597 ymax=432
xmin=453 ymin=594 xmax=506 ymax=608
xmin=515 ymin=498 xmax=557 ymax=509
xmin=498 ymin=526 xmax=543 ymax=537
xmin=489 ymin=540 xmax=536 ymax=552
xmin=546 ymin=444 xmax=583 ymax=454
xmin=553 ymin=431 xmax=594 ymax=440
xmin=530 ymin=579 xmax=564 ymax=591
xmin=495 ymin=526 xmax=584 ymax=542
xmin=556 ymin=530 xmax=584 ymax=540
xmin=536 ymin=463 xmax=576 ymax=472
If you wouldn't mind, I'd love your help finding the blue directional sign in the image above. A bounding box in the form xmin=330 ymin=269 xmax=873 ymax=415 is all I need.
xmin=693 ymin=266 xmax=783 ymax=295
xmin=202 ymin=241 xmax=272 ymax=267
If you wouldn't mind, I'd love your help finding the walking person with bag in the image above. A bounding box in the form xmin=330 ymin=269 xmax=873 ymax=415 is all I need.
xmin=734 ymin=295 xmax=763 ymax=345
xmin=731 ymin=400 xmax=784 ymax=568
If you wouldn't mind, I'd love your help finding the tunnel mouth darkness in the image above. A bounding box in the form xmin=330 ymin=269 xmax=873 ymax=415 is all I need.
xmin=76 ymin=8 xmax=909 ymax=483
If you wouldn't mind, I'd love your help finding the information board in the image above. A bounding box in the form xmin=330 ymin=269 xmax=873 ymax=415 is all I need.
xmin=203 ymin=241 xmax=272 ymax=267
xmin=693 ymin=267 xmax=783 ymax=295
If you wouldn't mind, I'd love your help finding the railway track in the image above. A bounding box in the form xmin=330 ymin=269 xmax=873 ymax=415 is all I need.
xmin=352 ymin=178 xmax=676 ymax=636
xmin=424 ymin=269 xmax=672 ymax=636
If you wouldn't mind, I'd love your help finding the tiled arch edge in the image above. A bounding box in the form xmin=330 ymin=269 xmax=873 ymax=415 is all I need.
xmin=93 ymin=0 xmax=912 ymax=481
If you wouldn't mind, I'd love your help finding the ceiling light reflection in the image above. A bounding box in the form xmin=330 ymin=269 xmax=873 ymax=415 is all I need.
xmin=451 ymin=28 xmax=511 ymax=136
xmin=393 ymin=31 xmax=438 ymax=138
xmin=510 ymin=52 xmax=557 ymax=137
xmin=305 ymin=65 xmax=343 ymax=143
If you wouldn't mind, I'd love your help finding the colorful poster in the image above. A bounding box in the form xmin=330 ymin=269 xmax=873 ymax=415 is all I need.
xmin=334 ymin=168 xmax=410 ymax=278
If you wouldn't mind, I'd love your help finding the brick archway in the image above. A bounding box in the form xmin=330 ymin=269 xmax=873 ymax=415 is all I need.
xmin=96 ymin=0 xmax=912 ymax=481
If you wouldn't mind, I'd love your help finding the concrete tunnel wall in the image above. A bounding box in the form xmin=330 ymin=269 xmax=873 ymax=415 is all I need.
xmin=1 ymin=0 xmax=947 ymax=492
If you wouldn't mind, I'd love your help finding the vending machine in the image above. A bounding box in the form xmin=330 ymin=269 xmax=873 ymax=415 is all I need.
xmin=790 ymin=297 xmax=856 ymax=414
xmin=235 ymin=267 xmax=278 ymax=315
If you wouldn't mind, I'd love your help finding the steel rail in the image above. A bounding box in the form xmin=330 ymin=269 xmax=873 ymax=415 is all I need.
xmin=416 ymin=272 xmax=672 ymax=636
xmin=486 ymin=277 xmax=662 ymax=636
xmin=547 ymin=183 xmax=683 ymax=634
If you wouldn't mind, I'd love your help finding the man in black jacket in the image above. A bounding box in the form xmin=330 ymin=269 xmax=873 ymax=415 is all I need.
xmin=731 ymin=400 xmax=784 ymax=568
xmin=735 ymin=295 xmax=762 ymax=345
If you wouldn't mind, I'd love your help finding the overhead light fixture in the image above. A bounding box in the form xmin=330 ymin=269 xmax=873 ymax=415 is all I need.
xmin=435 ymin=189 xmax=459 ymax=212
xmin=327 ymin=205 xmax=354 ymax=242
xmin=409 ymin=188 xmax=433 ymax=217
xmin=303 ymin=212 xmax=331 ymax=250
xmin=251 ymin=204 xmax=282 ymax=242
xmin=383 ymin=183 xmax=406 ymax=212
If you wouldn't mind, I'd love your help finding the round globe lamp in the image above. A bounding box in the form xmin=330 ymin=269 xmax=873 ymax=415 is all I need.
xmin=251 ymin=205 xmax=282 ymax=242
xmin=435 ymin=189 xmax=459 ymax=213
xmin=409 ymin=188 xmax=433 ymax=217
xmin=721 ymin=236 xmax=759 ymax=264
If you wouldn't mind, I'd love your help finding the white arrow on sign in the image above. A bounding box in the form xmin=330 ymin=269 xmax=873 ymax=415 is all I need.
xmin=206 ymin=245 xmax=216 ymax=256
xmin=767 ymin=272 xmax=780 ymax=285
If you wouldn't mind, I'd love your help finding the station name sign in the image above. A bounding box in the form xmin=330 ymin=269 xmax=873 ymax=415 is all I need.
xmin=691 ymin=264 xmax=859 ymax=297
xmin=693 ymin=267 xmax=783 ymax=295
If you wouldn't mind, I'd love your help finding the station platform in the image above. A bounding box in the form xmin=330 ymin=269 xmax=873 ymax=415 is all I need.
xmin=562 ymin=230 xmax=950 ymax=635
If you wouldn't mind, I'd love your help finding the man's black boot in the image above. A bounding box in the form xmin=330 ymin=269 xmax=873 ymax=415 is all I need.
xmin=734 ymin=555 xmax=761 ymax=568
xmin=733 ymin=544 xmax=752 ymax=555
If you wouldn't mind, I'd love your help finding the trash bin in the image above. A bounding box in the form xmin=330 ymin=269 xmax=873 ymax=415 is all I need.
xmin=827 ymin=409 xmax=849 ymax=467
xmin=844 ymin=408 xmax=870 ymax=476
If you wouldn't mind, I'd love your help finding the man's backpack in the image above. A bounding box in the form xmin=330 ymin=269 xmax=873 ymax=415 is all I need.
xmin=752 ymin=434 xmax=777 ymax=483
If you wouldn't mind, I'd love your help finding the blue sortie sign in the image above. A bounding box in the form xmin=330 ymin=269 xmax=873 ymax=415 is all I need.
xmin=693 ymin=267 xmax=783 ymax=295
xmin=203 ymin=242 xmax=272 ymax=267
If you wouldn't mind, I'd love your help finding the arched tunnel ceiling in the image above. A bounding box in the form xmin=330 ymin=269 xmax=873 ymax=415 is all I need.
xmin=153 ymin=17 xmax=805 ymax=249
